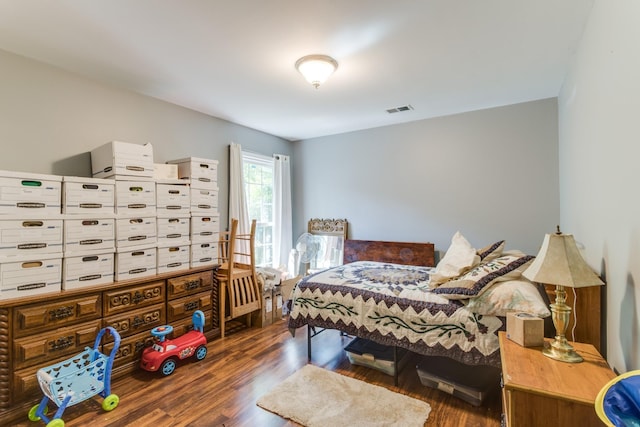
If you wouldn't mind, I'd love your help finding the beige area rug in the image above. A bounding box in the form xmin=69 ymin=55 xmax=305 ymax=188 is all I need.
xmin=256 ymin=364 xmax=431 ymax=427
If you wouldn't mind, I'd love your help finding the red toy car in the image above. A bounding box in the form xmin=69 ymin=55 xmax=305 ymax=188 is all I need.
xmin=140 ymin=310 xmax=207 ymax=376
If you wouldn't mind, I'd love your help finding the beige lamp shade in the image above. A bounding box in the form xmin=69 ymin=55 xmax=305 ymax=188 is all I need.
xmin=523 ymin=232 xmax=604 ymax=288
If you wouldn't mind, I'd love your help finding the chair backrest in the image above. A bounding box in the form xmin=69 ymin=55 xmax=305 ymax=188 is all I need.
xmin=218 ymin=218 xmax=257 ymax=271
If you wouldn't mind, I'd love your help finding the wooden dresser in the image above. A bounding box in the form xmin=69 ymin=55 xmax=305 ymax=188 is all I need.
xmin=499 ymin=331 xmax=615 ymax=427
xmin=0 ymin=266 xmax=219 ymax=425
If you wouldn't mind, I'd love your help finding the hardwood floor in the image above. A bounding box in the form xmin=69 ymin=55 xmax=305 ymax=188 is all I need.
xmin=13 ymin=319 xmax=502 ymax=427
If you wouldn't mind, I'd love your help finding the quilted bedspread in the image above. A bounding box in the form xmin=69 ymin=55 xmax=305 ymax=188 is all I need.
xmin=287 ymin=261 xmax=504 ymax=366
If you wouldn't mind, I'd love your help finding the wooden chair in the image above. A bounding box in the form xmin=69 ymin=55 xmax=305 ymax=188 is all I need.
xmin=216 ymin=218 xmax=262 ymax=337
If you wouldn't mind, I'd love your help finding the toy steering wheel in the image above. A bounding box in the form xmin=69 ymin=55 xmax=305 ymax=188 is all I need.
xmin=150 ymin=325 xmax=174 ymax=342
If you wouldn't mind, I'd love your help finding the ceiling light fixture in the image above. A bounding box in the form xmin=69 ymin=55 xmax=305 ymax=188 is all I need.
xmin=295 ymin=54 xmax=338 ymax=89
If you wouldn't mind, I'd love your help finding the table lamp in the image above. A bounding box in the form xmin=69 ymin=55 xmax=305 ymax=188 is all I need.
xmin=523 ymin=227 xmax=604 ymax=363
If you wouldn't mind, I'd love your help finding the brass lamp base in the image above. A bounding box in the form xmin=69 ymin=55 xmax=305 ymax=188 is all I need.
xmin=543 ymin=337 xmax=583 ymax=363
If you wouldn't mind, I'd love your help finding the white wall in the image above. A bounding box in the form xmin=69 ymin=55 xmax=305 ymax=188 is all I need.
xmin=559 ymin=0 xmax=640 ymax=373
xmin=293 ymin=98 xmax=560 ymax=256
xmin=0 ymin=49 xmax=292 ymax=228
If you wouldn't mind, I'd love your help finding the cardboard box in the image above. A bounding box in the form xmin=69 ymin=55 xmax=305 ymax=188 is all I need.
xmin=190 ymin=242 xmax=217 ymax=268
xmin=114 ymin=179 xmax=156 ymax=216
xmin=156 ymin=183 xmax=190 ymax=214
xmin=251 ymin=289 xmax=273 ymax=327
xmin=63 ymin=252 xmax=114 ymax=290
xmin=63 ymin=215 xmax=115 ymax=254
xmin=167 ymin=157 xmax=218 ymax=189
xmin=153 ymin=163 xmax=178 ymax=180
xmin=115 ymin=244 xmax=156 ymax=281
xmin=506 ymin=311 xmax=544 ymax=347
xmin=0 ymin=216 xmax=63 ymax=257
xmin=62 ymin=176 xmax=115 ymax=215
xmin=417 ymin=356 xmax=501 ymax=407
xmin=157 ymin=244 xmax=190 ymax=274
xmin=115 ymin=216 xmax=157 ymax=249
xmin=190 ymin=215 xmax=220 ymax=243
xmin=91 ymin=141 xmax=154 ymax=179
xmin=272 ymin=288 xmax=283 ymax=321
xmin=0 ymin=170 xmax=62 ymax=215
xmin=0 ymin=254 xmax=62 ymax=300
xmin=190 ymin=187 xmax=218 ymax=214
xmin=157 ymin=215 xmax=190 ymax=246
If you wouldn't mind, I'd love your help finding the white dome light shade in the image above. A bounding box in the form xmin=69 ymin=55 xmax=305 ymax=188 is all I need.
xmin=295 ymin=55 xmax=338 ymax=89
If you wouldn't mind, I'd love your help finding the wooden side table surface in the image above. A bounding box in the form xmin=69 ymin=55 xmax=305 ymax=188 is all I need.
xmin=499 ymin=331 xmax=616 ymax=426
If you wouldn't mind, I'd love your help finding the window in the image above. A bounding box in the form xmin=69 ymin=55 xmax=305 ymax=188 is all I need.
xmin=242 ymin=152 xmax=273 ymax=267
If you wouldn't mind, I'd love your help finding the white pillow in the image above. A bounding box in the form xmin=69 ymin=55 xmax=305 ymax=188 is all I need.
xmin=429 ymin=231 xmax=480 ymax=287
xmin=465 ymin=279 xmax=551 ymax=317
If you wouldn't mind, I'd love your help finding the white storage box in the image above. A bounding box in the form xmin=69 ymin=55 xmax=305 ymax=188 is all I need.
xmin=153 ymin=163 xmax=178 ymax=180
xmin=115 ymin=216 xmax=157 ymax=248
xmin=63 ymin=216 xmax=115 ymax=254
xmin=416 ymin=356 xmax=501 ymax=407
xmin=156 ymin=183 xmax=190 ymax=215
xmin=115 ymin=244 xmax=157 ymax=281
xmin=62 ymin=176 xmax=115 ymax=215
xmin=114 ymin=179 xmax=156 ymax=216
xmin=167 ymin=157 xmax=218 ymax=188
xmin=190 ymin=187 xmax=218 ymax=214
xmin=0 ymin=216 xmax=63 ymax=257
xmin=157 ymin=215 xmax=190 ymax=245
xmin=190 ymin=242 xmax=217 ymax=268
xmin=157 ymin=244 xmax=190 ymax=274
xmin=0 ymin=254 xmax=62 ymax=300
xmin=190 ymin=215 xmax=220 ymax=243
xmin=63 ymin=252 xmax=114 ymax=290
xmin=0 ymin=170 xmax=62 ymax=215
xmin=91 ymin=141 xmax=154 ymax=179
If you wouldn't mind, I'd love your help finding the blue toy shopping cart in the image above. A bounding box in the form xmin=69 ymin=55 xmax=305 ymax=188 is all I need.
xmin=28 ymin=326 xmax=121 ymax=427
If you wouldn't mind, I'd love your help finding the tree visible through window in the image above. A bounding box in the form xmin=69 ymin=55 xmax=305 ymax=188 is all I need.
xmin=242 ymin=152 xmax=273 ymax=267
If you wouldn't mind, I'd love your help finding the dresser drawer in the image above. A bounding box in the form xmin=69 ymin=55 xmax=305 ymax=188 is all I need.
xmin=13 ymin=294 xmax=102 ymax=337
xmin=170 ymin=309 xmax=213 ymax=338
xmin=13 ymin=319 xmax=102 ymax=370
xmin=167 ymin=270 xmax=213 ymax=299
xmin=103 ymin=303 xmax=166 ymax=340
xmin=104 ymin=329 xmax=154 ymax=367
xmin=104 ymin=280 xmax=165 ymax=316
xmin=167 ymin=291 xmax=212 ymax=323
xmin=13 ymin=364 xmax=46 ymax=402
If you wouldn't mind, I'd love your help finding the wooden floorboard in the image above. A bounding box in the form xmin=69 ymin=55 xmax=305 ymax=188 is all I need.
xmin=13 ymin=319 xmax=502 ymax=427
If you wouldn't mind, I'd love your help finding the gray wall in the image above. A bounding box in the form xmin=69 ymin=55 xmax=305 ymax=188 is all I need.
xmin=0 ymin=49 xmax=292 ymax=229
xmin=293 ymin=98 xmax=560 ymax=257
xmin=559 ymin=0 xmax=640 ymax=373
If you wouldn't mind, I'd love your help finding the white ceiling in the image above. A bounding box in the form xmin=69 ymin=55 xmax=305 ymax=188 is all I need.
xmin=0 ymin=0 xmax=594 ymax=141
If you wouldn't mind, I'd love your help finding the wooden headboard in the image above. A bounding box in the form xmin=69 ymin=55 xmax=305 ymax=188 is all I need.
xmin=343 ymin=239 xmax=435 ymax=267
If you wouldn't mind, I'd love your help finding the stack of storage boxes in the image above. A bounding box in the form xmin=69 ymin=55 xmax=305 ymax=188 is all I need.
xmin=167 ymin=157 xmax=219 ymax=269
xmin=0 ymin=171 xmax=64 ymax=299
xmin=61 ymin=176 xmax=115 ymax=290
xmin=0 ymin=142 xmax=221 ymax=301
xmin=91 ymin=141 xmax=158 ymax=281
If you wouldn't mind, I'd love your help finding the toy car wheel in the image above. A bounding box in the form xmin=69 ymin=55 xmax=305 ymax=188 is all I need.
xmin=195 ymin=344 xmax=207 ymax=361
xmin=161 ymin=358 xmax=177 ymax=376
xmin=102 ymin=394 xmax=119 ymax=411
xmin=28 ymin=404 xmax=46 ymax=421
xmin=46 ymin=419 xmax=65 ymax=427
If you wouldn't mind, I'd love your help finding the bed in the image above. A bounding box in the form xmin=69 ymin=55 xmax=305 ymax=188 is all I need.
xmin=287 ymin=233 xmax=551 ymax=384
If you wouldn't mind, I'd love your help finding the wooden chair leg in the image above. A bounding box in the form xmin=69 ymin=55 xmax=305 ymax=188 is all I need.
xmin=219 ymin=279 xmax=226 ymax=338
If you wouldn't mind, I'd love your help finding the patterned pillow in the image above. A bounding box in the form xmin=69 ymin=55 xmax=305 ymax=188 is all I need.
xmin=429 ymin=231 xmax=480 ymax=288
xmin=477 ymin=240 xmax=505 ymax=262
xmin=465 ymin=279 xmax=551 ymax=317
xmin=431 ymin=253 xmax=535 ymax=300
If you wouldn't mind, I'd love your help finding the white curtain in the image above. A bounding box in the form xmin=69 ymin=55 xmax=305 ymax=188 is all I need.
xmin=273 ymin=154 xmax=292 ymax=270
xmin=228 ymin=143 xmax=250 ymax=260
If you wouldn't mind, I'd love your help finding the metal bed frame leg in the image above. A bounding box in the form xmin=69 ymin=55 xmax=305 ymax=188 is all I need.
xmin=393 ymin=345 xmax=398 ymax=387
xmin=307 ymin=324 xmax=312 ymax=362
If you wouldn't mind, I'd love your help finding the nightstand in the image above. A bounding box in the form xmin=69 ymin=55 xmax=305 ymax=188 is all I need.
xmin=499 ymin=331 xmax=615 ymax=427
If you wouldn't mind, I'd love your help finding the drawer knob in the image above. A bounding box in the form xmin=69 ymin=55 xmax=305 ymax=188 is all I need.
xmin=185 ymin=279 xmax=201 ymax=290
xmin=184 ymin=301 xmax=199 ymax=312
xmin=49 ymin=336 xmax=73 ymax=351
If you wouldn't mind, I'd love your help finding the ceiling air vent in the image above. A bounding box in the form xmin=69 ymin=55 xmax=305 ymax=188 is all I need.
xmin=386 ymin=105 xmax=414 ymax=114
